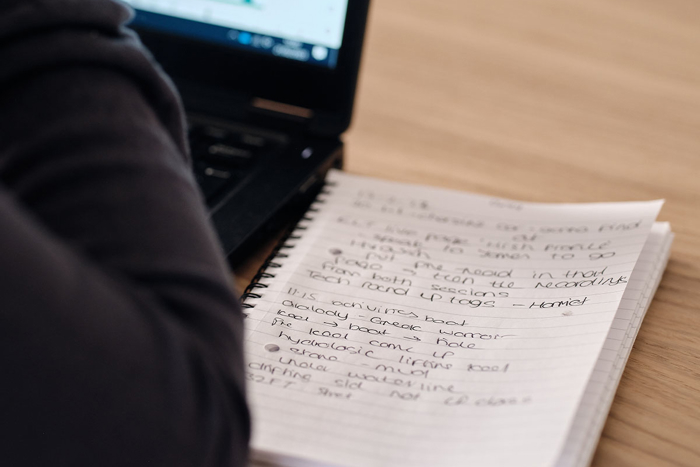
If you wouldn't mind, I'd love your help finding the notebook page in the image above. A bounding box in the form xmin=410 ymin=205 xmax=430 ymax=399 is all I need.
xmin=577 ymin=228 xmax=673 ymax=467
xmin=557 ymin=223 xmax=672 ymax=467
xmin=243 ymin=170 xmax=663 ymax=467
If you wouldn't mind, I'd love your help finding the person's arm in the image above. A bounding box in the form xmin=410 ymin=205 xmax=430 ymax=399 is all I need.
xmin=0 ymin=2 xmax=249 ymax=466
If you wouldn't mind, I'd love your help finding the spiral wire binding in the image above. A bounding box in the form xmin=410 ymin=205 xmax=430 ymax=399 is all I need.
xmin=239 ymin=180 xmax=336 ymax=317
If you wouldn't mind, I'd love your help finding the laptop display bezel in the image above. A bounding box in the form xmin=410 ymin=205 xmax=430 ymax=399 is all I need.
xmin=132 ymin=0 xmax=370 ymax=135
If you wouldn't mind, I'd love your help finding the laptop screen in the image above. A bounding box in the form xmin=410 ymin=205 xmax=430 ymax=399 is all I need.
xmin=123 ymin=0 xmax=350 ymax=69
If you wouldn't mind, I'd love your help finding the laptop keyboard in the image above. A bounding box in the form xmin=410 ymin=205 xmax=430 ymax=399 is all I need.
xmin=188 ymin=123 xmax=274 ymax=204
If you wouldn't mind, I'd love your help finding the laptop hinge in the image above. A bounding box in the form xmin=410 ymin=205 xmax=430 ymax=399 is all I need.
xmin=251 ymin=98 xmax=314 ymax=120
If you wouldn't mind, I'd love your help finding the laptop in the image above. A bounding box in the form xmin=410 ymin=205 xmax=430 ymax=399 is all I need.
xmin=124 ymin=0 xmax=371 ymax=265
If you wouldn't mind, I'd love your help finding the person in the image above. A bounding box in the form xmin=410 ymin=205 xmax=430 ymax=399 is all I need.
xmin=0 ymin=1 xmax=250 ymax=466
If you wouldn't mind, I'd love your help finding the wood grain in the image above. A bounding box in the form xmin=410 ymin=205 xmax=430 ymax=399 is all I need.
xmin=236 ymin=0 xmax=700 ymax=464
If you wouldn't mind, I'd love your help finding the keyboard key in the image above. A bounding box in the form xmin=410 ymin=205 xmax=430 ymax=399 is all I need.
xmin=194 ymin=161 xmax=232 ymax=200
xmin=206 ymin=143 xmax=253 ymax=163
xmin=202 ymin=126 xmax=229 ymax=140
xmin=187 ymin=122 xmax=281 ymax=204
xmin=240 ymin=133 xmax=267 ymax=148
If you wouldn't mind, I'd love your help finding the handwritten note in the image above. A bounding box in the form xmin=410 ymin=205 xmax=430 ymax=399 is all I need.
xmin=243 ymin=170 xmax=663 ymax=467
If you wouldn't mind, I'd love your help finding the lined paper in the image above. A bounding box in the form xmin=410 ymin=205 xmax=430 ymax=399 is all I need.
xmin=557 ymin=222 xmax=672 ymax=467
xmin=243 ymin=170 xmax=663 ymax=467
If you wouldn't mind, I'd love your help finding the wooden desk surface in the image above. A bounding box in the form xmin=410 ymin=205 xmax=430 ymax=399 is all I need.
xmin=237 ymin=0 xmax=700 ymax=465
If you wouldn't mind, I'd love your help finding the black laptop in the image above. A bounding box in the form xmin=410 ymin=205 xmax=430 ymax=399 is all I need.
xmin=125 ymin=0 xmax=370 ymax=265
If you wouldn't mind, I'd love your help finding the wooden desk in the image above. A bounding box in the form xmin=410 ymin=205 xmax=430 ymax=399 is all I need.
xmin=237 ymin=0 xmax=700 ymax=465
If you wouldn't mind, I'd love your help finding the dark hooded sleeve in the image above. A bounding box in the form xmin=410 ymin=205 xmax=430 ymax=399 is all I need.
xmin=0 ymin=1 xmax=250 ymax=466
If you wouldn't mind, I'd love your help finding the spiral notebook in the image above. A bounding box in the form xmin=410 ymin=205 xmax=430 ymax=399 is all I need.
xmin=242 ymin=169 xmax=673 ymax=467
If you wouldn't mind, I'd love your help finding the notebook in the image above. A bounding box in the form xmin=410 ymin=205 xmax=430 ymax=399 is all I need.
xmin=241 ymin=169 xmax=673 ymax=467
xmin=123 ymin=0 xmax=371 ymax=265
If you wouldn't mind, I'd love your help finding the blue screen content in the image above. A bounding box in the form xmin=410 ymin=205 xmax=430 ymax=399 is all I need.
xmin=123 ymin=0 xmax=350 ymax=69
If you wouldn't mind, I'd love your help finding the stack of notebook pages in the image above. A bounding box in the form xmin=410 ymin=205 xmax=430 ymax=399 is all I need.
xmin=242 ymin=169 xmax=673 ymax=467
